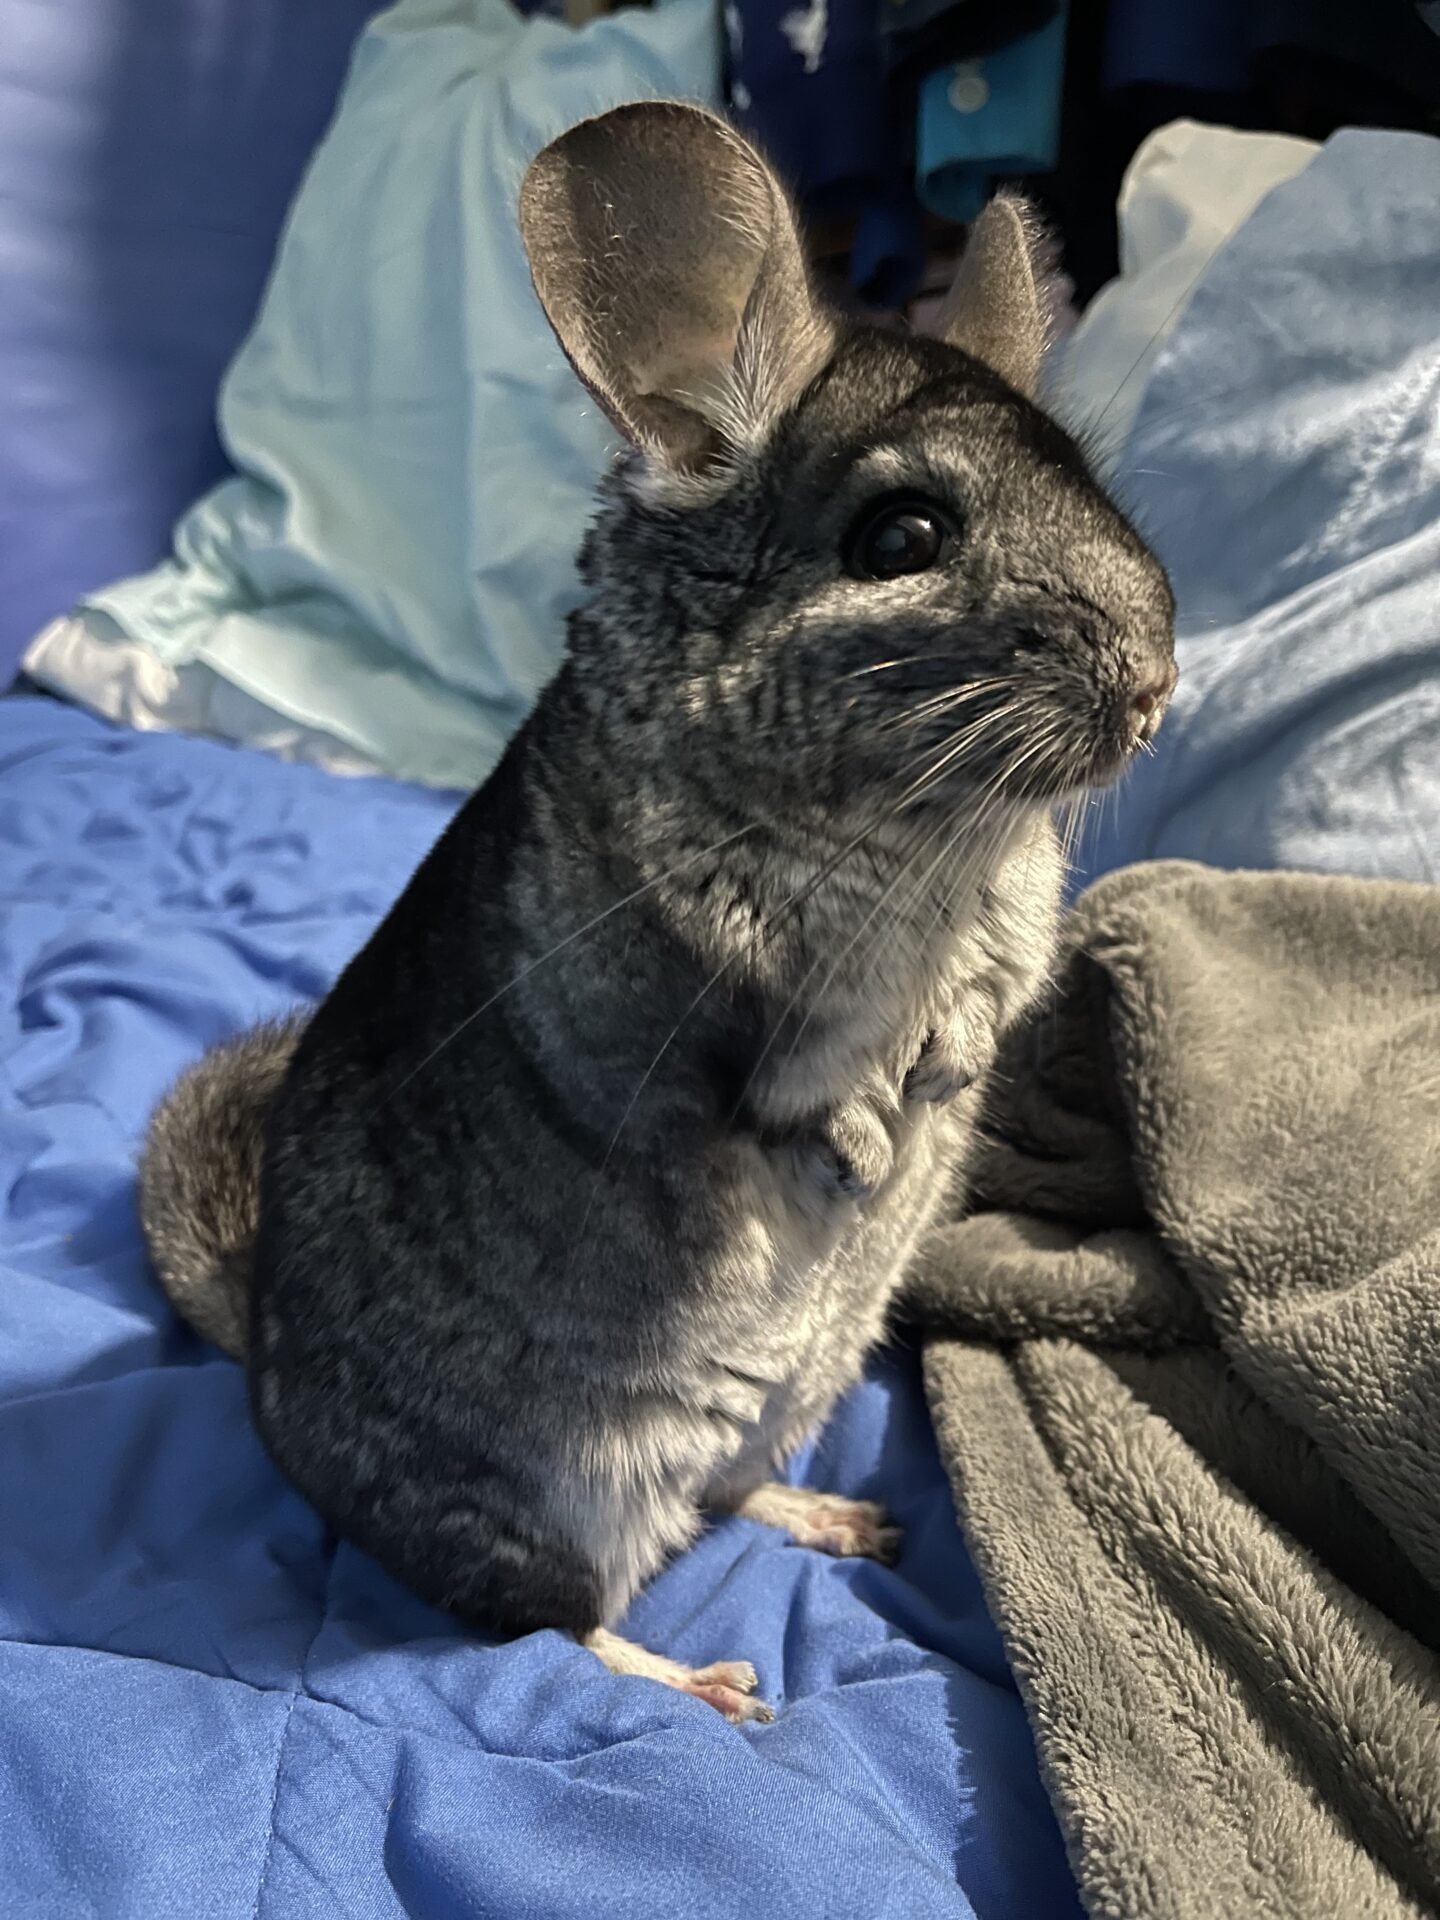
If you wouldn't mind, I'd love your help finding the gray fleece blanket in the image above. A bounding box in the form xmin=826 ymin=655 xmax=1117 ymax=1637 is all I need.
xmin=911 ymin=861 xmax=1440 ymax=1919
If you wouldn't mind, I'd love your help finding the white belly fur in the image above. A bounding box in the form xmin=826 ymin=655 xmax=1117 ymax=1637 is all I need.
xmin=703 ymin=1094 xmax=966 ymax=1502
xmin=565 ymin=824 xmax=1058 ymax=1621
xmin=556 ymin=1094 xmax=968 ymax=1626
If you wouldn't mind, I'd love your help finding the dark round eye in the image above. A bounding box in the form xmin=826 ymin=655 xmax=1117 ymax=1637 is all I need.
xmin=845 ymin=496 xmax=956 ymax=581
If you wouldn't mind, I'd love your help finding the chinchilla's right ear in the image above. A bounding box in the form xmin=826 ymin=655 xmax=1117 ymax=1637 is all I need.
xmin=931 ymin=193 xmax=1053 ymax=401
xmin=519 ymin=102 xmax=835 ymax=484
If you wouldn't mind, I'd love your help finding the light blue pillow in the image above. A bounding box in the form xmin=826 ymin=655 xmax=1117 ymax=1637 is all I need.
xmin=1079 ymin=130 xmax=1440 ymax=889
xmin=55 ymin=0 xmax=718 ymax=789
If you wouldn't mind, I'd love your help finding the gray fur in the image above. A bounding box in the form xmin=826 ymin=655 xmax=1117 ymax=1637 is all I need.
xmin=519 ymin=101 xmax=835 ymax=474
xmin=934 ymin=192 xmax=1052 ymax=400
xmin=915 ymin=861 xmax=1440 ymax=1916
xmin=140 ymin=1015 xmax=305 ymax=1358
xmin=138 ymin=104 xmax=1174 ymax=1712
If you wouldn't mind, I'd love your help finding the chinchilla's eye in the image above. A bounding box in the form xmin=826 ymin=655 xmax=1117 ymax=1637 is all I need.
xmin=844 ymin=495 xmax=957 ymax=581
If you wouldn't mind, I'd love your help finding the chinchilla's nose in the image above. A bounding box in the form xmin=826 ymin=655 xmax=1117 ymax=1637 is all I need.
xmin=1125 ymin=656 xmax=1178 ymax=745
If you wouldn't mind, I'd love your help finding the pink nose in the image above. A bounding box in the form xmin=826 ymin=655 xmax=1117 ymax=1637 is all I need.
xmin=1128 ymin=668 xmax=1175 ymax=744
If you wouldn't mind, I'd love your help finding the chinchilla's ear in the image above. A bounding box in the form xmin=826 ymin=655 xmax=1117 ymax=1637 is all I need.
xmin=519 ymin=102 xmax=835 ymax=481
xmin=931 ymin=193 xmax=1054 ymax=401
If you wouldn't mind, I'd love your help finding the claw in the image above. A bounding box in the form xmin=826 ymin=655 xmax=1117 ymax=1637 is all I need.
xmin=685 ymin=1680 xmax=775 ymax=1723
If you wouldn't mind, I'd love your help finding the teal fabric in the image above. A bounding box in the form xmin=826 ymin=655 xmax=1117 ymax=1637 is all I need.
xmin=916 ymin=9 xmax=1067 ymax=222
xmin=84 ymin=0 xmax=719 ymax=789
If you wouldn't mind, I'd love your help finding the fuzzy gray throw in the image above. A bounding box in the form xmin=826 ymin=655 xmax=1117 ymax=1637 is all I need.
xmin=912 ymin=861 xmax=1440 ymax=1918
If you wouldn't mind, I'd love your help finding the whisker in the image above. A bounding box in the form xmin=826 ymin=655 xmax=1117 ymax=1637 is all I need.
xmin=898 ymin=725 xmax=1066 ymax=890
xmin=568 ymin=706 xmax=1076 ymax=1279
xmin=755 ymin=808 xmax=961 ymax=1104
xmin=852 ymin=757 xmax=1028 ymax=1000
xmin=895 ymin=707 xmax=1033 ymax=811
xmin=904 ymin=701 xmax=1029 ymax=776
xmin=821 ymin=745 xmax=1046 ymax=1069
xmin=913 ymin=722 xmax=1074 ymax=965
xmin=782 ymin=711 xmax=1065 ymax=1076
xmin=1053 ymin=791 xmax=1092 ymax=880
xmin=1081 ymin=253 xmax=1217 ymax=443
xmin=560 ymin=807 xmax=910 ymax=1270
xmin=837 ymin=653 xmax=953 ymax=683
xmin=878 ymin=678 xmax=1022 ymax=738
xmin=367 ymin=821 xmax=757 ymax=1112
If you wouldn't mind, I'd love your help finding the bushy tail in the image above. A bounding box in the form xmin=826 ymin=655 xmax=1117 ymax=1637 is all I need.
xmin=139 ymin=1016 xmax=307 ymax=1360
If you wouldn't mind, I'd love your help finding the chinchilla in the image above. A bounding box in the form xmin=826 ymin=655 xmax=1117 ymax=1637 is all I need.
xmin=141 ymin=101 xmax=1175 ymax=1721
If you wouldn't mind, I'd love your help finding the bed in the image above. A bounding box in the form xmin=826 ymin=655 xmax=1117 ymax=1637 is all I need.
xmin=0 ymin=5 xmax=1085 ymax=1912
xmin=2 ymin=0 xmax=1437 ymax=1908
xmin=0 ymin=692 xmax=1081 ymax=1917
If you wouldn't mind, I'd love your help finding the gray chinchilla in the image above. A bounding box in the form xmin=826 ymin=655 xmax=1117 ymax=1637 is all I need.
xmin=141 ymin=102 xmax=1175 ymax=1722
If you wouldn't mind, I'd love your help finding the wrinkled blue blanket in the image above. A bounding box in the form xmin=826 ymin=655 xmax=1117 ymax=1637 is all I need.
xmin=0 ymin=695 xmax=1076 ymax=1919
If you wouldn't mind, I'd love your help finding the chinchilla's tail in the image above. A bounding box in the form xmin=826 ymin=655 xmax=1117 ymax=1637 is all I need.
xmin=139 ymin=1016 xmax=307 ymax=1359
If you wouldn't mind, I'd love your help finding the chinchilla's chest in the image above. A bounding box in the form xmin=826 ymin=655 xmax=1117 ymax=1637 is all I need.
xmin=677 ymin=849 xmax=1056 ymax=1478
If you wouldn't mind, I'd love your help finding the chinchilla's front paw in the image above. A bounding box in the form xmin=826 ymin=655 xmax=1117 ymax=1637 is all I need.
xmin=791 ymin=1097 xmax=894 ymax=1205
xmin=904 ymin=992 xmax=995 ymax=1106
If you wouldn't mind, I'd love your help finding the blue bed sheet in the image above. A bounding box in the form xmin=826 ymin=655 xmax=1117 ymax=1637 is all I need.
xmin=0 ymin=695 xmax=1078 ymax=1920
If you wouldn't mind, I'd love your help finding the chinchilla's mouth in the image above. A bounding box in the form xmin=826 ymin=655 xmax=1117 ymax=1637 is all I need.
xmin=998 ymin=716 xmax=1158 ymax=807
xmin=884 ymin=688 xmax=1166 ymax=813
